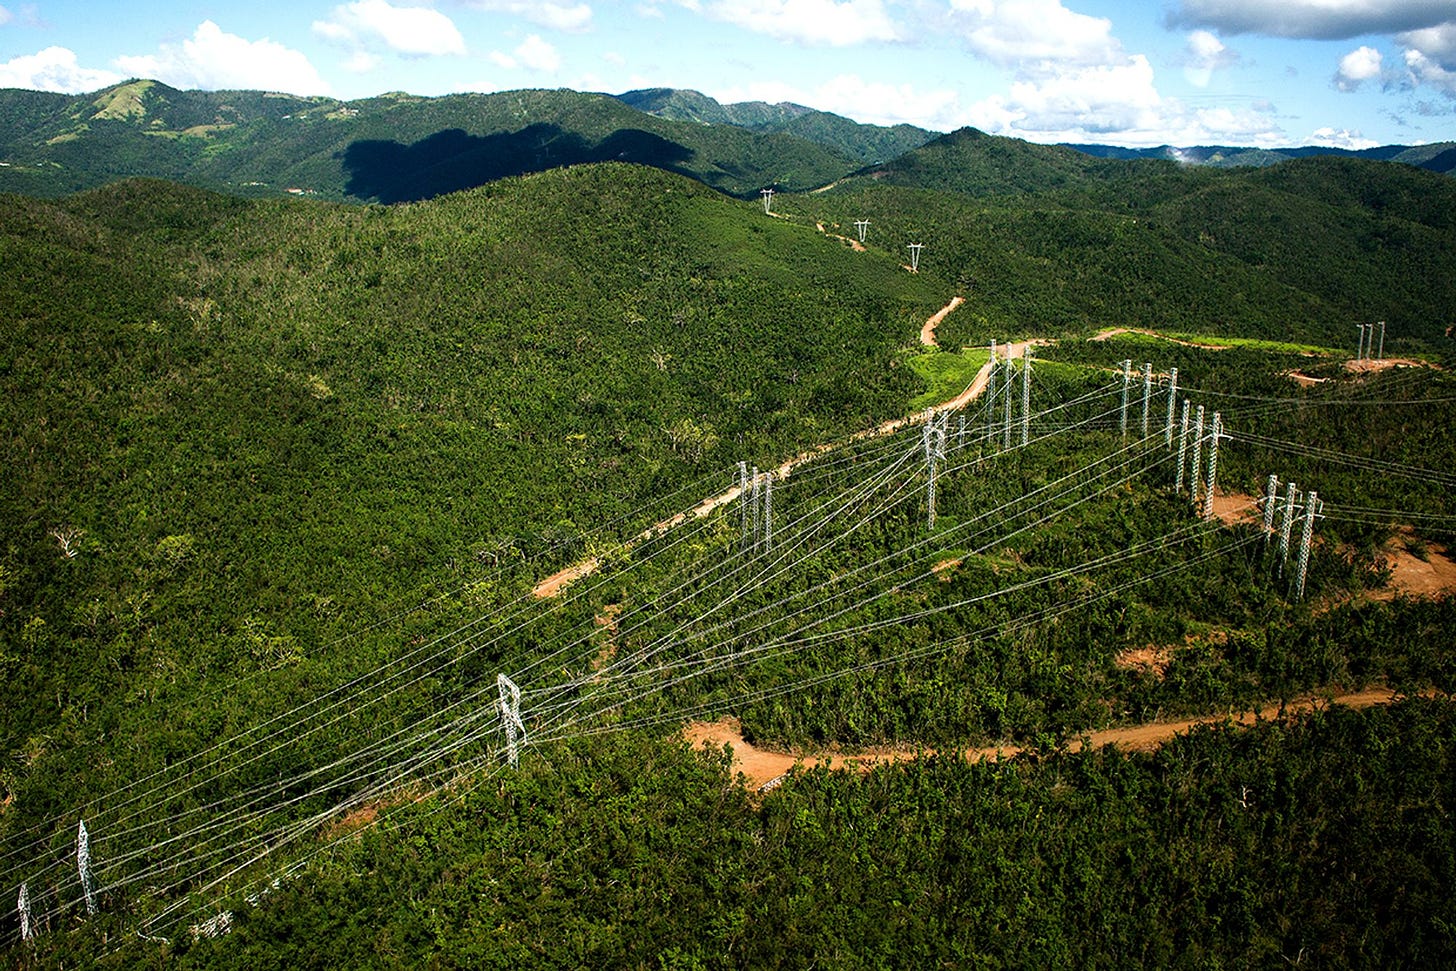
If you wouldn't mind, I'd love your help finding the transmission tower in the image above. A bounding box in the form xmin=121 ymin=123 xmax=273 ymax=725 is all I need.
xmin=1202 ymin=411 xmax=1223 ymax=521
xmin=1189 ymin=405 xmax=1205 ymax=509
xmin=1021 ymin=347 xmax=1033 ymax=446
xmin=750 ymin=465 xmax=761 ymax=551
xmin=738 ymin=461 xmax=750 ymax=546
xmin=924 ymin=411 xmax=946 ymax=529
xmin=762 ymin=472 xmax=773 ymax=552
xmin=1277 ymin=481 xmax=1299 ymax=577
xmin=1003 ymin=356 xmax=1014 ymax=450
xmin=1376 ymin=320 xmax=1386 ymax=360
xmin=18 ymin=882 xmax=32 ymax=943
xmin=1356 ymin=323 xmax=1367 ymax=362
xmin=760 ymin=188 xmax=774 ymax=214
xmin=986 ymin=340 xmax=998 ymax=444
xmin=1120 ymin=359 xmax=1133 ymax=437
xmin=1140 ymin=362 xmax=1153 ymax=438
xmin=1164 ymin=367 xmax=1179 ymax=449
xmin=1293 ymin=490 xmax=1321 ymax=600
xmin=497 ymin=673 xmax=526 ymax=767
xmin=854 ymin=219 xmax=870 ymax=243
xmin=1261 ymin=473 xmax=1280 ymax=539
xmin=78 ymin=819 xmax=96 ymax=915
xmin=907 ymin=243 xmax=924 ymax=272
xmin=1175 ymin=399 xmax=1191 ymax=493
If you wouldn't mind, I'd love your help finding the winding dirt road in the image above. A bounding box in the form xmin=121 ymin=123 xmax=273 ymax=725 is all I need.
xmin=687 ymin=688 xmax=1421 ymax=791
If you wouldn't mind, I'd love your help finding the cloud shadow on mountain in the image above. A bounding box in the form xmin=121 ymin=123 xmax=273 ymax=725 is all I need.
xmin=342 ymin=125 xmax=696 ymax=203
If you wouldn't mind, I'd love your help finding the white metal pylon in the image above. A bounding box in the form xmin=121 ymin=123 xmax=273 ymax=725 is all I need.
xmin=854 ymin=219 xmax=869 ymax=243
xmin=907 ymin=243 xmax=923 ymax=272
xmin=1131 ymin=363 xmax=1147 ymax=439
xmin=1190 ymin=405 xmax=1205 ymax=508
xmin=497 ymin=674 xmax=526 ymax=767
xmin=760 ymin=188 xmax=774 ymax=214
xmin=1021 ymin=347 xmax=1033 ymax=446
xmin=18 ymin=882 xmax=32 ymax=943
xmin=1278 ymin=482 xmax=1299 ymax=577
xmin=1174 ymin=399 xmax=1190 ymax=492
xmin=1294 ymin=491 xmax=1321 ymax=600
xmin=1262 ymin=473 xmax=1280 ymax=537
xmin=78 ymin=819 xmax=96 ymax=916
xmin=1120 ymin=359 xmax=1132 ymax=437
xmin=1165 ymin=368 xmax=1179 ymax=449
xmin=1202 ymin=412 xmax=1223 ymax=521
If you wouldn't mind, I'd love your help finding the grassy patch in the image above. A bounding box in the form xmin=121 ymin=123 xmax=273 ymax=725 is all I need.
xmin=907 ymin=346 xmax=990 ymax=408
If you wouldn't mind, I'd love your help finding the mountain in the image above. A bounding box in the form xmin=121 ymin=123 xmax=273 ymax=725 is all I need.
xmin=1063 ymin=139 xmax=1456 ymax=174
xmin=614 ymin=86 xmax=936 ymax=164
xmin=0 ymin=80 xmax=859 ymax=201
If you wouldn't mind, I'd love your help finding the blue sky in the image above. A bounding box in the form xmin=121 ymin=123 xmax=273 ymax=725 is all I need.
xmin=1 ymin=1 xmax=1453 ymax=147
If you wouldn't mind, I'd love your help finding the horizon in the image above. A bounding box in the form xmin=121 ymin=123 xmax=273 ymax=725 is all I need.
xmin=1 ymin=2 xmax=1454 ymax=151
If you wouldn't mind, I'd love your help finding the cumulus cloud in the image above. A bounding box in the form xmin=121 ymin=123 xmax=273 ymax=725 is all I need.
xmin=1183 ymin=29 xmax=1237 ymax=87
xmin=1308 ymin=126 xmax=1378 ymax=148
xmin=115 ymin=21 xmax=331 ymax=94
xmin=468 ymin=1 xmax=593 ymax=31
xmin=1169 ymin=0 xmax=1453 ymax=40
xmin=0 ymin=46 xmax=123 ymax=93
xmin=964 ymin=54 xmax=1286 ymax=147
xmin=719 ymin=73 xmax=961 ymax=128
xmin=490 ymin=34 xmax=561 ymax=72
xmin=695 ymin=0 xmax=900 ymax=47
xmin=1398 ymin=22 xmax=1456 ymax=94
xmin=313 ymin=1 xmax=466 ymax=57
xmin=1334 ymin=45 xmax=1383 ymax=91
xmin=948 ymin=0 xmax=1120 ymax=69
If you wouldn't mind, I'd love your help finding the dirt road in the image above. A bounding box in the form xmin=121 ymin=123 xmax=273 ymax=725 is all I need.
xmin=687 ymin=688 xmax=1421 ymax=791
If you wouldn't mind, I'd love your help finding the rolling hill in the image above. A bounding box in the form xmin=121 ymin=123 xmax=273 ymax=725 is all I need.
xmin=2 ymin=81 xmax=1456 ymax=967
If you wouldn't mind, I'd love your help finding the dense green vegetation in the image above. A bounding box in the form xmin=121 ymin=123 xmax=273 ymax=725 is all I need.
xmin=782 ymin=136 xmax=1456 ymax=351
xmin=614 ymin=87 xmax=935 ymax=164
xmin=2 ymin=114 xmax=1455 ymax=966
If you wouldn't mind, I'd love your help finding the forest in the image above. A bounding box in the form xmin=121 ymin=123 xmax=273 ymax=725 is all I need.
xmin=1 ymin=109 xmax=1454 ymax=966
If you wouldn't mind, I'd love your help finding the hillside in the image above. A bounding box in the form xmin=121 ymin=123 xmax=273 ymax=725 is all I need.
xmin=2 ymin=128 xmax=1456 ymax=964
xmin=0 ymin=81 xmax=859 ymax=201
xmin=798 ymin=135 xmax=1456 ymax=346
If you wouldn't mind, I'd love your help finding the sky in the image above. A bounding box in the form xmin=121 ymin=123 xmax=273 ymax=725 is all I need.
xmin=0 ymin=0 xmax=1453 ymax=148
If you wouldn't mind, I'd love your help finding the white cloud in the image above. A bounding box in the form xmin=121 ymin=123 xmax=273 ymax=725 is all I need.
xmin=1308 ymin=126 xmax=1378 ymax=149
xmin=466 ymin=1 xmax=593 ymax=32
xmin=0 ymin=46 xmax=123 ymax=93
xmin=1404 ymin=45 xmax=1456 ymax=94
xmin=0 ymin=6 xmax=12 ymax=26
xmin=949 ymin=0 xmax=1120 ymax=69
xmin=1398 ymin=21 xmax=1456 ymax=94
xmin=717 ymin=74 xmax=962 ymax=129
xmin=1183 ymin=29 xmax=1236 ymax=87
xmin=965 ymin=55 xmax=1286 ymax=147
xmin=1334 ymin=45 xmax=1383 ymax=91
xmin=313 ymin=1 xmax=465 ymax=57
xmin=115 ymin=21 xmax=331 ymax=95
xmin=345 ymin=50 xmax=381 ymax=73
xmin=490 ymin=34 xmax=561 ymax=72
xmin=696 ymin=0 xmax=900 ymax=47
xmin=1169 ymin=0 xmax=1454 ymax=40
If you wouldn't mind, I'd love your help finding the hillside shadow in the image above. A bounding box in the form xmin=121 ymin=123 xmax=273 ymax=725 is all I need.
xmin=342 ymin=124 xmax=696 ymax=202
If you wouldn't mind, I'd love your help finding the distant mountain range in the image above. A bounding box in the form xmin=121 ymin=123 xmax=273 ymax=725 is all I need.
xmin=0 ymin=80 xmax=1450 ymax=205
xmin=1063 ymin=141 xmax=1456 ymax=175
